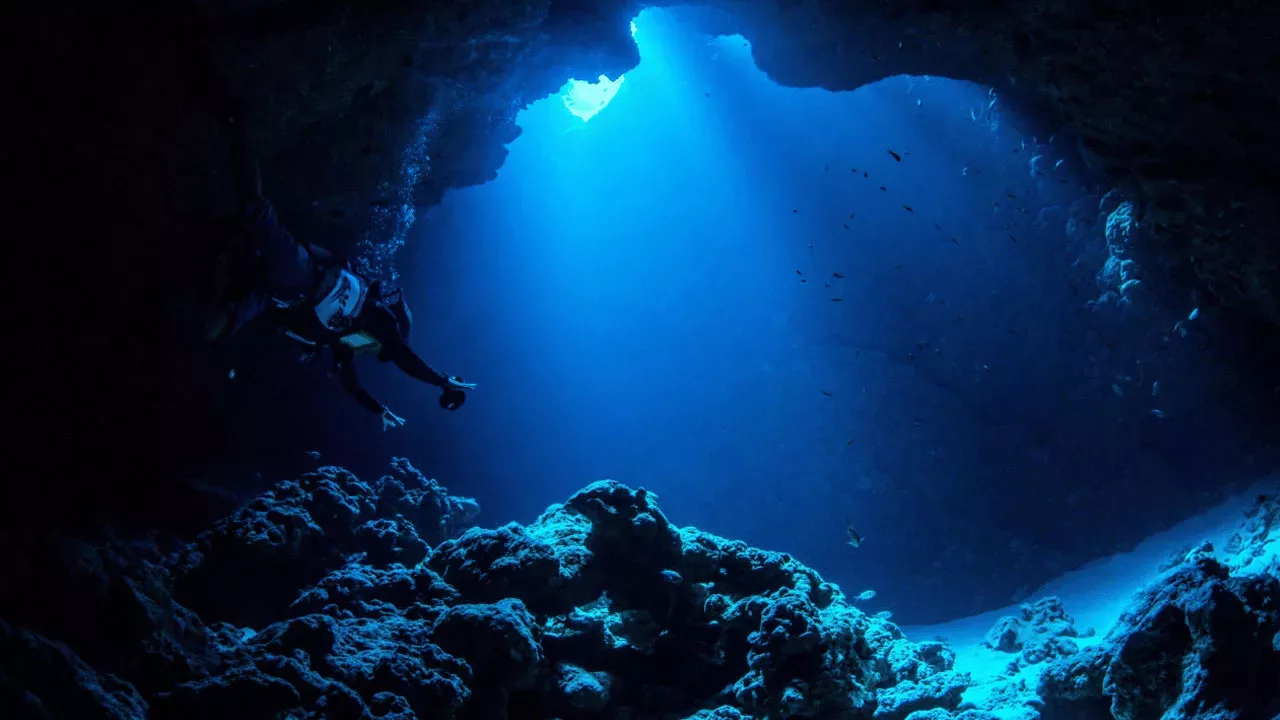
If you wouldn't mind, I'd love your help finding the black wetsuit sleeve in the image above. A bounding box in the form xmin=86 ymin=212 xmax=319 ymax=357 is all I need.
xmin=334 ymin=346 xmax=385 ymax=415
xmin=382 ymin=340 xmax=448 ymax=388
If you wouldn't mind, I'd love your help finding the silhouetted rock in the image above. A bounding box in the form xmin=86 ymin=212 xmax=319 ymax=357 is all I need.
xmin=0 ymin=619 xmax=148 ymax=720
xmin=4 ymin=461 xmax=1278 ymax=718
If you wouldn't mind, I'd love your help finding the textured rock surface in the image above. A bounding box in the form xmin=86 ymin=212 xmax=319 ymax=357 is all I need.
xmin=982 ymin=597 xmax=1091 ymax=669
xmin=3 ymin=464 xmax=1278 ymax=718
xmin=1035 ymin=492 xmax=1280 ymax=720
xmin=1 ymin=462 xmax=971 ymax=718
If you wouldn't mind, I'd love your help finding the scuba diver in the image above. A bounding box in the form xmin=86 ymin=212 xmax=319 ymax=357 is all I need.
xmin=201 ymin=109 xmax=475 ymax=431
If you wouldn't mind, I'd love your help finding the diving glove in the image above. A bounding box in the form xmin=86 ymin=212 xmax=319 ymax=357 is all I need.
xmin=445 ymin=376 xmax=477 ymax=391
xmin=380 ymin=407 xmax=406 ymax=432
xmin=440 ymin=376 xmax=474 ymax=411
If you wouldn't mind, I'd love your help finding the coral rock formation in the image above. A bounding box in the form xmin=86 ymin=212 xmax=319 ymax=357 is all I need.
xmin=3 ymin=466 xmax=1277 ymax=719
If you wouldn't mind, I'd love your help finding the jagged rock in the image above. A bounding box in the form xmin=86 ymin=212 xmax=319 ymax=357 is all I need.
xmin=905 ymin=711 xmax=1002 ymax=720
xmin=1103 ymin=558 xmax=1280 ymax=720
xmin=551 ymin=662 xmax=612 ymax=712
xmin=376 ymin=457 xmax=481 ymax=546
xmin=1038 ymin=644 xmax=1110 ymax=720
xmin=10 ymin=461 xmax=1279 ymax=720
xmin=431 ymin=599 xmax=543 ymax=692
xmin=1222 ymin=492 xmax=1278 ymax=576
xmin=429 ymin=523 xmax=573 ymax=616
xmin=176 ymin=460 xmax=475 ymax=626
xmin=874 ymin=670 xmax=970 ymax=720
xmin=1037 ymin=554 xmax=1280 ymax=720
xmin=0 ymin=619 xmax=149 ymax=720
xmin=983 ymin=597 xmax=1085 ymax=669
xmin=290 ymin=562 xmax=458 ymax=619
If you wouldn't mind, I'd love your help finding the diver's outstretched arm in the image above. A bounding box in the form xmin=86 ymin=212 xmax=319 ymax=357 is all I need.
xmin=382 ymin=342 xmax=448 ymax=387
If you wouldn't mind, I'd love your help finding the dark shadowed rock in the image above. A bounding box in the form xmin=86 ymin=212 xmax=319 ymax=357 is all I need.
xmin=5 ymin=462 xmax=1278 ymax=719
xmin=0 ymin=620 xmax=148 ymax=720
xmin=1038 ymin=530 xmax=1280 ymax=720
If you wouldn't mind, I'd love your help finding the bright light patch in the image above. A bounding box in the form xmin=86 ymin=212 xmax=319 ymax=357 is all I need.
xmin=561 ymin=74 xmax=626 ymax=122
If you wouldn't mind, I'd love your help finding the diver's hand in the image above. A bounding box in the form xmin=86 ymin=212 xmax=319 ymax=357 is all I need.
xmin=380 ymin=408 xmax=406 ymax=431
xmin=445 ymin=375 xmax=476 ymax=391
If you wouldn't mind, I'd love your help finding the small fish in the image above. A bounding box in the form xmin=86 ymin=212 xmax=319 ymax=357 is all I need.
xmin=228 ymin=369 xmax=236 ymax=380
xmin=800 ymin=279 xmax=808 ymax=283
xmin=1150 ymin=409 xmax=1166 ymax=419
xmin=902 ymin=205 xmax=914 ymax=213
xmin=1112 ymin=384 xmax=1124 ymax=398
xmin=887 ymin=148 xmax=903 ymax=162
xmin=808 ymin=243 xmax=814 ymax=249
xmin=831 ymin=297 xmax=844 ymax=302
xmin=894 ymin=264 xmax=903 ymax=270
xmin=849 ymin=213 xmax=856 ymax=218
xmin=1055 ymin=158 xmax=1065 ymax=170
xmin=1009 ymin=234 xmax=1017 ymax=243
xmin=855 ymin=349 xmax=860 ymax=358
xmin=846 ymin=438 xmax=856 ymax=445
xmin=855 ymin=589 xmax=877 ymax=602
xmin=824 ymin=282 xmax=831 ymax=288
xmin=846 ymin=523 xmax=863 ymax=548
xmin=1152 ymin=381 xmax=1160 ymax=396
xmin=962 ymin=167 xmax=969 ymax=176
xmin=821 ymin=390 xmax=833 ymax=397
xmin=833 ymin=272 xmax=845 ymax=278
xmin=879 ymin=186 xmax=887 ymax=191
xmin=934 ymin=223 xmax=942 ymax=232
xmin=1188 ymin=307 xmax=1200 ymax=321
xmin=950 ymin=237 xmax=960 ymax=245
xmin=305 ymin=450 xmax=322 ymax=460
xmin=842 ymin=224 xmax=850 ymax=229
xmin=659 ymin=569 xmax=683 ymax=584
xmin=1007 ymin=192 xmax=1017 ymax=199
xmin=796 ymin=269 xmax=803 ymax=275
xmin=875 ymin=611 xmax=894 ymax=620
xmin=864 ymin=171 xmax=869 ymax=178
xmin=851 ymin=167 xmax=858 ymax=173
xmin=793 ymin=208 xmax=799 ymax=213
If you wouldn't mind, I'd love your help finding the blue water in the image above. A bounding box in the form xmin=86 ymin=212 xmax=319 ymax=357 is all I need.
xmin=297 ymin=9 xmax=1205 ymax=624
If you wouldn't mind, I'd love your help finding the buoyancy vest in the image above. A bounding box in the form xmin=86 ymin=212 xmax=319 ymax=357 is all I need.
xmin=313 ymin=267 xmax=368 ymax=333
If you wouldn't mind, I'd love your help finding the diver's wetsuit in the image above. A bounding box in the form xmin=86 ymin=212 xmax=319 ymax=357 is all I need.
xmin=272 ymin=293 xmax=451 ymax=416
xmin=223 ymin=195 xmax=450 ymax=415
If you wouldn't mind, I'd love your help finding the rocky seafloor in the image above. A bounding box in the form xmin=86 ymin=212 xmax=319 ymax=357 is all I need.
xmin=2 ymin=459 xmax=1277 ymax=719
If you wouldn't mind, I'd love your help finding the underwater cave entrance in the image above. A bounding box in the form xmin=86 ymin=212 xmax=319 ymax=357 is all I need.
xmin=396 ymin=6 xmax=1226 ymax=626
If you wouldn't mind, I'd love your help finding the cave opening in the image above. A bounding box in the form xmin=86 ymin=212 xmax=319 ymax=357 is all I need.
xmin=364 ymin=7 xmax=1224 ymax=625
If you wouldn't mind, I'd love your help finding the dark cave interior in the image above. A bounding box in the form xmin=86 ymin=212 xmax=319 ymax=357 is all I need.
xmin=3 ymin=0 xmax=1279 ymax=717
